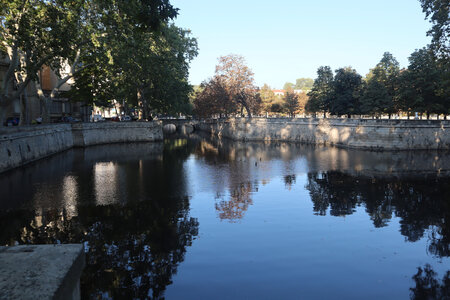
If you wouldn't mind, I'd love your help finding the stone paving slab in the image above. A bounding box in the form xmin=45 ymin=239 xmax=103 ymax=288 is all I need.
xmin=0 ymin=244 xmax=85 ymax=300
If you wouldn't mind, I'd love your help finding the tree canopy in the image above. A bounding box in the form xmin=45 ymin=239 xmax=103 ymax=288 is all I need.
xmin=306 ymin=66 xmax=334 ymax=117
xmin=0 ymin=0 xmax=197 ymax=123
xmin=194 ymin=54 xmax=261 ymax=118
xmin=419 ymin=0 xmax=449 ymax=57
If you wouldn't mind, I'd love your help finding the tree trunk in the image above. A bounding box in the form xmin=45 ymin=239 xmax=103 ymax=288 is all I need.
xmin=242 ymin=102 xmax=252 ymax=118
xmin=137 ymin=89 xmax=146 ymax=120
xmin=323 ymin=111 xmax=326 ymax=118
xmin=40 ymin=97 xmax=51 ymax=123
xmin=347 ymin=113 xmax=351 ymax=119
xmin=19 ymin=95 xmax=26 ymax=126
xmin=0 ymin=105 xmax=6 ymax=126
xmin=426 ymin=112 xmax=430 ymax=120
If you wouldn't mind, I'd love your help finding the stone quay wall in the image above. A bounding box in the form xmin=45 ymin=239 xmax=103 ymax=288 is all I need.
xmin=196 ymin=118 xmax=450 ymax=150
xmin=0 ymin=122 xmax=162 ymax=173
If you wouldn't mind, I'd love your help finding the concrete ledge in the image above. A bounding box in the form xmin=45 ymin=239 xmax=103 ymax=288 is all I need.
xmin=0 ymin=244 xmax=85 ymax=300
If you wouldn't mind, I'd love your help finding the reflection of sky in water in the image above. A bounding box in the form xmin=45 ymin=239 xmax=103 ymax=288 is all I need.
xmin=62 ymin=175 xmax=78 ymax=218
xmin=94 ymin=162 xmax=119 ymax=206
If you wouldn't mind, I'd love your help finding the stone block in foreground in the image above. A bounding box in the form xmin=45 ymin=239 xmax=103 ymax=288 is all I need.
xmin=0 ymin=244 xmax=85 ymax=300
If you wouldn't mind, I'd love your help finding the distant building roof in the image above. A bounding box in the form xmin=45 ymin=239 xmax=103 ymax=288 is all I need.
xmin=272 ymin=89 xmax=285 ymax=95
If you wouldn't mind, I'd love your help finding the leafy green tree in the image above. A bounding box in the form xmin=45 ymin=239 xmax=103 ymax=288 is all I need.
xmin=0 ymin=0 xmax=182 ymax=123
xmin=70 ymin=9 xmax=197 ymax=119
xmin=284 ymin=88 xmax=299 ymax=117
xmin=260 ymin=84 xmax=276 ymax=115
xmin=294 ymin=78 xmax=314 ymax=90
xmin=283 ymin=82 xmax=294 ymax=91
xmin=297 ymin=92 xmax=309 ymax=115
xmin=419 ymin=0 xmax=449 ymax=57
xmin=331 ymin=67 xmax=363 ymax=118
xmin=419 ymin=1 xmax=450 ymax=114
xmin=306 ymin=66 xmax=334 ymax=117
xmin=270 ymin=101 xmax=285 ymax=114
xmin=362 ymin=52 xmax=400 ymax=117
xmin=398 ymin=47 xmax=448 ymax=119
xmin=0 ymin=0 xmax=83 ymax=124
xmin=360 ymin=79 xmax=389 ymax=117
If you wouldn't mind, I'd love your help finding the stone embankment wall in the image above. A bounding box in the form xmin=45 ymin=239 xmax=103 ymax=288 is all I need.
xmin=71 ymin=122 xmax=162 ymax=147
xmin=0 ymin=122 xmax=162 ymax=173
xmin=197 ymin=118 xmax=450 ymax=150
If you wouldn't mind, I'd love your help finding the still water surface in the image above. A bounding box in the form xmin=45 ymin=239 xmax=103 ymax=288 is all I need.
xmin=0 ymin=135 xmax=449 ymax=299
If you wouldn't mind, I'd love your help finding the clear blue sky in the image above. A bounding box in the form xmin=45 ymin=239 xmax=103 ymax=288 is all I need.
xmin=171 ymin=0 xmax=431 ymax=88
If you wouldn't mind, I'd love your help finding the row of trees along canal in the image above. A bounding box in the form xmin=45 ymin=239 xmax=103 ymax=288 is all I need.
xmin=193 ymin=0 xmax=449 ymax=120
xmin=0 ymin=0 xmax=198 ymax=125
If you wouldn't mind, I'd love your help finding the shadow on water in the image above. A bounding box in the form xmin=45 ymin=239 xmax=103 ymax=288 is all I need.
xmin=0 ymin=133 xmax=449 ymax=298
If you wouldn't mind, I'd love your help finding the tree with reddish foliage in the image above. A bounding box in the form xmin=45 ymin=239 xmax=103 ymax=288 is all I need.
xmin=193 ymin=77 xmax=233 ymax=118
xmin=194 ymin=54 xmax=261 ymax=118
xmin=215 ymin=54 xmax=259 ymax=117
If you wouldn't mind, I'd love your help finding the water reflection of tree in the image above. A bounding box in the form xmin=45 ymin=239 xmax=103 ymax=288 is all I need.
xmin=305 ymin=172 xmax=360 ymax=216
xmin=215 ymin=182 xmax=255 ymax=222
xmin=305 ymin=171 xmax=450 ymax=258
xmin=0 ymin=196 xmax=199 ymax=299
xmin=0 ymin=138 xmax=201 ymax=299
xmin=284 ymin=175 xmax=296 ymax=190
xmin=410 ymin=264 xmax=450 ymax=299
xmin=194 ymin=138 xmax=260 ymax=222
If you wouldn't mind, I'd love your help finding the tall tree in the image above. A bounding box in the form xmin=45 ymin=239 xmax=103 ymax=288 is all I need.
xmin=69 ymin=3 xmax=196 ymax=119
xmin=306 ymin=66 xmax=334 ymax=117
xmin=193 ymin=77 xmax=232 ymax=118
xmin=283 ymin=82 xmax=294 ymax=91
xmin=362 ymin=52 xmax=400 ymax=118
xmin=419 ymin=0 xmax=449 ymax=57
xmin=331 ymin=67 xmax=363 ymax=118
xmin=360 ymin=79 xmax=389 ymax=117
xmin=0 ymin=0 xmax=83 ymax=124
xmin=398 ymin=47 xmax=448 ymax=119
xmin=284 ymin=88 xmax=299 ymax=117
xmin=421 ymin=0 xmax=450 ymax=113
xmin=214 ymin=54 xmax=258 ymax=117
xmin=295 ymin=78 xmax=314 ymax=90
xmin=296 ymin=92 xmax=309 ymax=115
xmin=260 ymin=83 xmax=276 ymax=115
xmin=0 ymin=0 xmax=182 ymax=124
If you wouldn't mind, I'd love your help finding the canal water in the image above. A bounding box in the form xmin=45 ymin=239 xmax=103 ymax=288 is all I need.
xmin=0 ymin=134 xmax=449 ymax=299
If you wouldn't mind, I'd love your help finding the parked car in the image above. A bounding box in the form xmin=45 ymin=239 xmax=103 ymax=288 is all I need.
xmin=110 ymin=116 xmax=120 ymax=122
xmin=120 ymin=115 xmax=132 ymax=122
xmin=60 ymin=116 xmax=80 ymax=123
xmin=3 ymin=117 xmax=19 ymax=126
xmin=91 ymin=114 xmax=105 ymax=122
